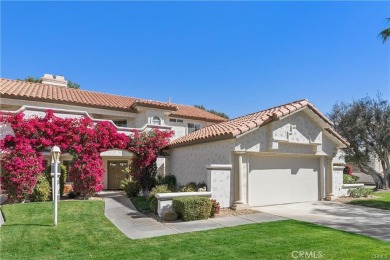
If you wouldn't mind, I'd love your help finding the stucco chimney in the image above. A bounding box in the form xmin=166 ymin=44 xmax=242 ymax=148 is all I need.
xmin=41 ymin=74 xmax=68 ymax=87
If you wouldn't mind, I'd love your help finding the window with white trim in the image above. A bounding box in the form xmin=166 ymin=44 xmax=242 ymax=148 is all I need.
xmin=152 ymin=116 xmax=161 ymax=125
xmin=169 ymin=118 xmax=184 ymax=123
xmin=188 ymin=123 xmax=201 ymax=134
xmin=112 ymin=120 xmax=127 ymax=127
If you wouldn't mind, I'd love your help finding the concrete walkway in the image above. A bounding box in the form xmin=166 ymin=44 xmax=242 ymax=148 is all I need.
xmin=253 ymin=201 xmax=390 ymax=242
xmin=100 ymin=191 xmax=285 ymax=239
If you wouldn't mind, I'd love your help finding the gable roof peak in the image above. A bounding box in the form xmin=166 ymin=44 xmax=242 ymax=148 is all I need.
xmin=170 ymin=99 xmax=347 ymax=148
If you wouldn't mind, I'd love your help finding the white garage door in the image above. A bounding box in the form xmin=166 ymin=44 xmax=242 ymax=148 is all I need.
xmin=248 ymin=156 xmax=319 ymax=206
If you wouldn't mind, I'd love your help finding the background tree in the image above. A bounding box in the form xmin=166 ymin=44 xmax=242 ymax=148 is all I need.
xmin=18 ymin=76 xmax=81 ymax=89
xmin=194 ymin=105 xmax=229 ymax=119
xmin=18 ymin=76 xmax=42 ymax=83
xmin=328 ymin=96 xmax=390 ymax=189
xmin=67 ymin=80 xmax=80 ymax=89
xmin=379 ymin=18 xmax=390 ymax=43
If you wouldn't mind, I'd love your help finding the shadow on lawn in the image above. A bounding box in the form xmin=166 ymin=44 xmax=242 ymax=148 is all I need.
xmin=5 ymin=223 xmax=53 ymax=227
xmin=348 ymin=200 xmax=390 ymax=210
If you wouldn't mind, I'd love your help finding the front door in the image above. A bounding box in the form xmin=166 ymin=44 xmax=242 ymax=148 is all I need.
xmin=108 ymin=161 xmax=128 ymax=189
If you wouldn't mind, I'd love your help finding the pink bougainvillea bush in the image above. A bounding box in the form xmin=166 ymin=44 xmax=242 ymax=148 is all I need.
xmin=0 ymin=139 xmax=44 ymax=203
xmin=0 ymin=110 xmax=173 ymax=202
xmin=127 ymin=128 xmax=174 ymax=192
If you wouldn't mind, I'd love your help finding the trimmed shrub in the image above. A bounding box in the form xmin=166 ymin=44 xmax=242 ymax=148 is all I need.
xmin=348 ymin=187 xmax=373 ymax=198
xmin=163 ymin=210 xmax=177 ymax=221
xmin=157 ymin=174 xmax=177 ymax=191
xmin=343 ymin=174 xmax=359 ymax=184
xmin=210 ymin=199 xmax=221 ymax=217
xmin=121 ymin=178 xmax=140 ymax=197
xmin=45 ymin=164 xmax=67 ymax=197
xmin=173 ymin=196 xmax=212 ymax=221
xmin=148 ymin=185 xmax=171 ymax=213
xmin=179 ymin=182 xmax=197 ymax=192
xmin=179 ymin=181 xmax=207 ymax=192
xmin=30 ymin=174 xmax=51 ymax=202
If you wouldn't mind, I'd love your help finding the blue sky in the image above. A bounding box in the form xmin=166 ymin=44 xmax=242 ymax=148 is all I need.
xmin=1 ymin=1 xmax=389 ymax=119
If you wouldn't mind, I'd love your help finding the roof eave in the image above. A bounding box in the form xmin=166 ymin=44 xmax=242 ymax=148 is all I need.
xmin=169 ymin=113 xmax=228 ymax=123
xmin=168 ymin=133 xmax=234 ymax=149
xmin=1 ymin=95 xmax=139 ymax=113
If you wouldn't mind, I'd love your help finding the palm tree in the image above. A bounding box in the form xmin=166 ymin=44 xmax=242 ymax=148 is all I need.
xmin=379 ymin=18 xmax=390 ymax=43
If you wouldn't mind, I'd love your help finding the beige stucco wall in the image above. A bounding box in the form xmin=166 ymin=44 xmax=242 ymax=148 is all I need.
xmin=169 ymin=139 xmax=235 ymax=186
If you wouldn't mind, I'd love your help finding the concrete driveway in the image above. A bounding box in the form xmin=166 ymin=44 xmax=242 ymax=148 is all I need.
xmin=252 ymin=201 xmax=390 ymax=241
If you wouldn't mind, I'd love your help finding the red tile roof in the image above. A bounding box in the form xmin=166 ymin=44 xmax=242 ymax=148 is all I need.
xmin=169 ymin=99 xmax=349 ymax=148
xmin=0 ymin=78 xmax=227 ymax=122
xmin=170 ymin=103 xmax=229 ymax=122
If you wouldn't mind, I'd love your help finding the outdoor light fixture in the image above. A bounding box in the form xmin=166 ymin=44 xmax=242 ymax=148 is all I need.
xmin=50 ymin=146 xmax=61 ymax=226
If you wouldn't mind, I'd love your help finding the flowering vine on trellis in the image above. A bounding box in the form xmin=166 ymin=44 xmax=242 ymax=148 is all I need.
xmin=0 ymin=110 xmax=173 ymax=202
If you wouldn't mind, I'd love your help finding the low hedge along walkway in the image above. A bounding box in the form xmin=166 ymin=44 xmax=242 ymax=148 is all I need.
xmin=173 ymin=196 xmax=212 ymax=221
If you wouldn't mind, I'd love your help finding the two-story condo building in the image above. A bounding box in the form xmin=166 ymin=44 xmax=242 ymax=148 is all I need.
xmin=1 ymin=74 xmax=350 ymax=208
xmin=0 ymin=75 xmax=227 ymax=190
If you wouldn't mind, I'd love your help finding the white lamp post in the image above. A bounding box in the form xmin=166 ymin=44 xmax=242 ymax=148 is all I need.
xmin=50 ymin=146 xmax=61 ymax=226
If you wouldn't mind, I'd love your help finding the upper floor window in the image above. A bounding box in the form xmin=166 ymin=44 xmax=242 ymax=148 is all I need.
xmin=152 ymin=116 xmax=161 ymax=125
xmin=169 ymin=118 xmax=184 ymax=123
xmin=188 ymin=123 xmax=201 ymax=134
xmin=113 ymin=120 xmax=127 ymax=127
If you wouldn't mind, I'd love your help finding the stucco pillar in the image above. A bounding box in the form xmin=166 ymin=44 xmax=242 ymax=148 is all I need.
xmin=325 ymin=158 xmax=334 ymax=201
xmin=232 ymin=151 xmax=248 ymax=209
xmin=319 ymin=157 xmax=325 ymax=200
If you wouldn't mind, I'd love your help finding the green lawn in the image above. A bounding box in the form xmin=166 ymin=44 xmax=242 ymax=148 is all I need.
xmin=348 ymin=191 xmax=390 ymax=210
xmin=1 ymin=201 xmax=389 ymax=259
xmin=130 ymin=196 xmax=152 ymax=214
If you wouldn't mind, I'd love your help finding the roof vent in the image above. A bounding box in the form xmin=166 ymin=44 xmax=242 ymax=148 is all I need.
xmin=41 ymin=74 xmax=68 ymax=87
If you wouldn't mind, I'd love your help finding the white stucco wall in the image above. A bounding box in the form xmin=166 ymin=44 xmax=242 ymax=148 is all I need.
xmin=169 ymin=139 xmax=235 ymax=186
xmin=167 ymin=117 xmax=207 ymax=140
xmin=1 ymin=99 xmax=215 ymax=137
xmin=207 ymin=165 xmax=232 ymax=207
xmin=331 ymin=150 xmax=346 ymax=197
xmin=272 ymin=112 xmax=322 ymax=144
xmin=234 ymin=111 xmax=338 ymax=157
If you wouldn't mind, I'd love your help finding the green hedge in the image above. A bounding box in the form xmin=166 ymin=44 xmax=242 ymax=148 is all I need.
xmin=31 ymin=174 xmax=51 ymax=202
xmin=173 ymin=196 xmax=212 ymax=221
xmin=45 ymin=164 xmax=67 ymax=197
xmin=348 ymin=187 xmax=373 ymax=198
xmin=148 ymin=185 xmax=171 ymax=213
xmin=343 ymin=174 xmax=359 ymax=184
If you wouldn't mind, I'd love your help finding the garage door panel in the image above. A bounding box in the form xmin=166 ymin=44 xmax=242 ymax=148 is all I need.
xmin=248 ymin=156 xmax=319 ymax=206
